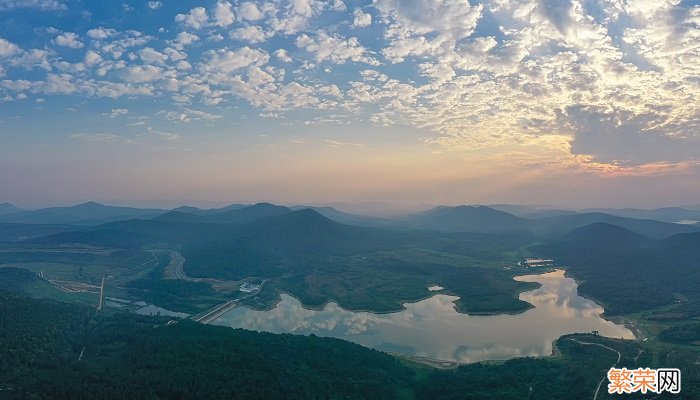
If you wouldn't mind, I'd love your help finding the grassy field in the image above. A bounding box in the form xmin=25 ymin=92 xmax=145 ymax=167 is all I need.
xmin=0 ymin=247 xmax=157 ymax=285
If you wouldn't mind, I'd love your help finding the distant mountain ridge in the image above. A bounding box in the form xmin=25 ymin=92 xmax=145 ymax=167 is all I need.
xmin=401 ymin=205 xmax=530 ymax=233
xmin=171 ymin=203 xmax=249 ymax=215
xmin=395 ymin=205 xmax=699 ymax=238
xmin=0 ymin=202 xmax=166 ymax=225
xmin=581 ymin=207 xmax=700 ymax=223
xmin=532 ymin=212 xmax=699 ymax=239
xmin=4 ymin=201 xmax=700 ymax=239
xmin=155 ymin=203 xmax=291 ymax=224
xmin=0 ymin=202 xmax=22 ymax=216
xmin=559 ymin=222 xmax=652 ymax=254
xmin=290 ymin=205 xmax=391 ymax=226
xmin=533 ymin=223 xmax=700 ymax=315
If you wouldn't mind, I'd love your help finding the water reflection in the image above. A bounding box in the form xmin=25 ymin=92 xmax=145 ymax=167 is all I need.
xmin=135 ymin=304 xmax=190 ymax=318
xmin=212 ymin=270 xmax=633 ymax=363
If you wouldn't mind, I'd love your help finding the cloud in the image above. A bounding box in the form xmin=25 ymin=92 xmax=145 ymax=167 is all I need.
xmin=54 ymin=32 xmax=84 ymax=49
xmin=237 ymin=2 xmax=263 ymax=21
xmin=8 ymin=48 xmax=51 ymax=70
xmin=0 ymin=0 xmax=699 ymax=173
xmin=106 ymin=108 xmax=128 ymax=117
xmin=213 ymin=1 xmax=235 ymax=27
xmin=118 ymin=65 xmax=163 ymax=83
xmin=146 ymin=1 xmax=162 ymax=10
xmin=171 ymin=31 xmax=199 ymax=49
xmin=295 ymin=31 xmax=379 ymax=65
xmin=85 ymin=50 xmax=102 ymax=66
xmin=352 ymin=8 xmax=371 ymax=28
xmin=558 ymin=105 xmax=700 ymax=166
xmin=175 ymin=60 xmax=192 ymax=70
xmin=159 ymin=108 xmax=221 ymax=123
xmin=147 ymin=126 xmax=180 ymax=140
xmin=0 ymin=0 xmax=66 ymax=11
xmin=330 ymin=0 xmax=346 ymax=12
xmin=87 ymin=28 xmax=117 ymax=40
xmin=175 ymin=7 xmax=209 ymax=30
xmin=373 ymin=0 xmax=483 ymax=62
xmin=203 ymin=46 xmax=269 ymax=72
xmin=324 ymin=139 xmax=362 ymax=147
xmin=0 ymin=38 xmax=20 ymax=57
xmin=229 ymin=25 xmax=271 ymax=43
xmin=265 ymin=0 xmax=336 ymax=35
xmin=274 ymin=48 xmax=292 ymax=63
xmin=138 ymin=47 xmax=168 ymax=65
xmin=70 ymin=133 xmax=127 ymax=143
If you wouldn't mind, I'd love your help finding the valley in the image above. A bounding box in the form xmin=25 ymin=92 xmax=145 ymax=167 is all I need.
xmin=1 ymin=201 xmax=700 ymax=398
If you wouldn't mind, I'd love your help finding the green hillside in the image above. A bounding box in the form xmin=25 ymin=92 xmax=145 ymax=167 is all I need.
xmin=2 ymin=292 xmax=698 ymax=400
xmin=534 ymin=225 xmax=700 ymax=314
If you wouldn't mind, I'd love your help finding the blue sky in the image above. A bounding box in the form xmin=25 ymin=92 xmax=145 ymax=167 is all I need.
xmin=1 ymin=0 xmax=699 ymax=208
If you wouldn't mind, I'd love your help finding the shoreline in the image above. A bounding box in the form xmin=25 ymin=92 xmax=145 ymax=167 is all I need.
xmin=232 ymin=272 xmax=544 ymax=317
xmin=213 ymin=269 xmax=637 ymax=370
xmin=560 ymin=268 xmax=643 ymax=341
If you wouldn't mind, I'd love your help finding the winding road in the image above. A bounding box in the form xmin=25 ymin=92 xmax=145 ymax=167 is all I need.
xmin=161 ymin=250 xmax=199 ymax=281
xmin=569 ymin=338 xmax=621 ymax=400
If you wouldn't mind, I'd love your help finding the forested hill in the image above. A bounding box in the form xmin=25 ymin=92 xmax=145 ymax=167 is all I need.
xmin=0 ymin=291 xmax=413 ymax=399
xmin=20 ymin=209 xmax=539 ymax=315
xmin=4 ymin=291 xmax=698 ymax=400
xmin=27 ymin=208 xmax=392 ymax=250
xmin=533 ymin=225 xmax=700 ymax=314
xmin=154 ymin=202 xmax=291 ymax=224
xmin=0 ymin=202 xmax=166 ymax=225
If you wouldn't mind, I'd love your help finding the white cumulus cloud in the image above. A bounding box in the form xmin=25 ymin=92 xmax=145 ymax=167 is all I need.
xmin=352 ymin=8 xmax=371 ymax=27
xmin=213 ymin=1 xmax=235 ymax=26
xmin=175 ymin=7 xmax=209 ymax=30
xmin=296 ymin=31 xmax=379 ymax=65
xmin=0 ymin=0 xmax=66 ymax=11
xmin=87 ymin=28 xmax=117 ymax=40
xmin=0 ymin=38 xmax=20 ymax=57
xmin=237 ymin=2 xmax=263 ymax=21
xmin=229 ymin=25 xmax=271 ymax=43
xmin=54 ymin=32 xmax=84 ymax=49
xmin=203 ymin=46 xmax=269 ymax=72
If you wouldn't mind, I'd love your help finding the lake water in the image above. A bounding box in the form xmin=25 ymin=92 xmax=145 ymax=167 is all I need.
xmin=136 ymin=304 xmax=190 ymax=318
xmin=105 ymin=297 xmax=190 ymax=319
xmin=212 ymin=270 xmax=633 ymax=363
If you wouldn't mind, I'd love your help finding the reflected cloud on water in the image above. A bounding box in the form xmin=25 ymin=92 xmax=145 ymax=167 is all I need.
xmin=212 ymin=270 xmax=633 ymax=363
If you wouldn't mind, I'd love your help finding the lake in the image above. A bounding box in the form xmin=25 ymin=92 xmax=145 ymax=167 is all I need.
xmin=105 ymin=297 xmax=191 ymax=319
xmin=211 ymin=269 xmax=634 ymax=364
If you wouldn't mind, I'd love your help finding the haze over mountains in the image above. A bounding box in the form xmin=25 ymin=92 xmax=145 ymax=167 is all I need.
xmin=3 ymin=197 xmax=700 ymax=399
xmin=0 ymin=203 xmax=23 ymax=216
xmin=0 ymin=202 xmax=165 ymax=225
xmin=1 ymin=201 xmax=698 ymax=239
xmin=3 ymin=199 xmax=699 ymax=316
xmin=534 ymin=223 xmax=700 ymax=314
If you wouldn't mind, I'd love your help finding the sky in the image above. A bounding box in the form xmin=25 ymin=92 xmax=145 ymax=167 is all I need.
xmin=1 ymin=0 xmax=699 ymax=209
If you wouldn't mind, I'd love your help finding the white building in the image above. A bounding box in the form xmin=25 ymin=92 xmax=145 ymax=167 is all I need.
xmin=240 ymin=282 xmax=261 ymax=293
xmin=518 ymin=258 xmax=555 ymax=268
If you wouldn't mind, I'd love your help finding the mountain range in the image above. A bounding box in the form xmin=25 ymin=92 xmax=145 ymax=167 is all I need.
xmin=0 ymin=203 xmax=23 ymax=216
xmin=2 ymin=201 xmax=698 ymax=240
xmin=533 ymin=223 xmax=700 ymax=314
xmin=0 ymin=202 xmax=165 ymax=225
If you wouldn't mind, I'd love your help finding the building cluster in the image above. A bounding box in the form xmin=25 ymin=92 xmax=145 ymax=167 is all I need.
xmin=239 ymin=282 xmax=261 ymax=293
xmin=517 ymin=258 xmax=555 ymax=268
